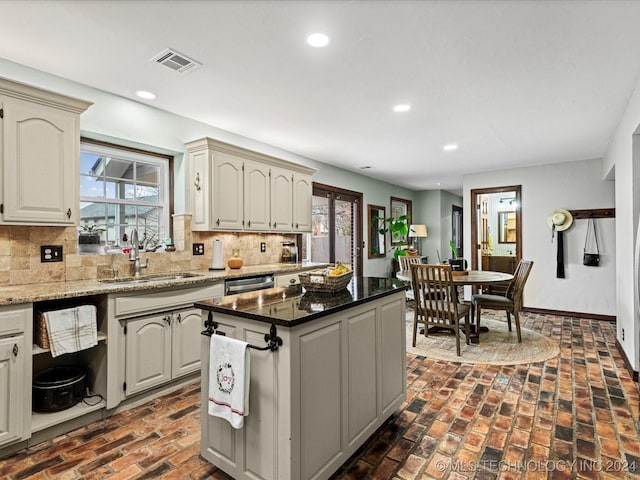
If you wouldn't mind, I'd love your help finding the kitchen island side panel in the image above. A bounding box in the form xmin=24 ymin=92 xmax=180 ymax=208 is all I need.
xmin=199 ymin=289 xmax=406 ymax=480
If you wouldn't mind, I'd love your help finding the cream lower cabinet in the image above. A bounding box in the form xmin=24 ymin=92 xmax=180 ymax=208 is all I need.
xmin=200 ymin=291 xmax=406 ymax=480
xmin=124 ymin=307 xmax=203 ymax=396
xmin=0 ymin=77 xmax=91 ymax=225
xmin=0 ymin=305 xmax=32 ymax=448
xmin=109 ymin=283 xmax=223 ymax=406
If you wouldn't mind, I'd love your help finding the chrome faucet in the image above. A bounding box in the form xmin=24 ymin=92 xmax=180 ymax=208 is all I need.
xmin=129 ymin=229 xmax=149 ymax=277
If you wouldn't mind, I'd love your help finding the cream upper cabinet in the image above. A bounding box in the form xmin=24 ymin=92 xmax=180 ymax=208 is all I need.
xmin=212 ymin=152 xmax=244 ymax=230
xmin=244 ymin=160 xmax=271 ymax=231
xmin=293 ymin=173 xmax=313 ymax=232
xmin=186 ymin=137 xmax=316 ymax=232
xmin=270 ymin=166 xmax=293 ymax=231
xmin=0 ymin=77 xmax=91 ymax=225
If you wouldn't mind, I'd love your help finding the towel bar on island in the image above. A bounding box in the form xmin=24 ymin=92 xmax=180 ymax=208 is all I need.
xmin=200 ymin=311 xmax=283 ymax=352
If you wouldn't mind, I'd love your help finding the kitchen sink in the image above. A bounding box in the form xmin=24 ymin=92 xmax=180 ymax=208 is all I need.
xmin=100 ymin=272 xmax=205 ymax=285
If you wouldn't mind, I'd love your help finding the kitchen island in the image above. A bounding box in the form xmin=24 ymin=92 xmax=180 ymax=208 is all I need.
xmin=195 ymin=277 xmax=407 ymax=480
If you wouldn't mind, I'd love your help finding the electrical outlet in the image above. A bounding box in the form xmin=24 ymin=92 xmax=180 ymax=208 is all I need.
xmin=260 ymin=242 xmax=266 ymax=253
xmin=41 ymin=245 xmax=63 ymax=262
xmin=192 ymin=243 xmax=205 ymax=255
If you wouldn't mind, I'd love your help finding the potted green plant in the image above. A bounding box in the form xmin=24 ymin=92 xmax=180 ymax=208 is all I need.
xmin=448 ymin=240 xmax=468 ymax=271
xmin=378 ymin=214 xmax=411 ymax=261
xmin=78 ymin=224 xmax=105 ymax=254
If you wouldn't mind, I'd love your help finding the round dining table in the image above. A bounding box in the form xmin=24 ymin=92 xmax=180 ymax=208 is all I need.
xmin=396 ymin=268 xmax=513 ymax=285
xmin=396 ymin=268 xmax=514 ymax=343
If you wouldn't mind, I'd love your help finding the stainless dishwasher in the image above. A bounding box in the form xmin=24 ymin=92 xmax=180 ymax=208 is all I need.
xmin=224 ymin=274 xmax=275 ymax=295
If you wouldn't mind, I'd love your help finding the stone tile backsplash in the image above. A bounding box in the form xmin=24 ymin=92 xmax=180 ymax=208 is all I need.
xmin=0 ymin=214 xmax=298 ymax=286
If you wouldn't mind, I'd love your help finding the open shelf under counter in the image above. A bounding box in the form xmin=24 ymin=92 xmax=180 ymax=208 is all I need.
xmin=32 ymin=332 xmax=107 ymax=356
xmin=31 ymin=398 xmax=106 ymax=433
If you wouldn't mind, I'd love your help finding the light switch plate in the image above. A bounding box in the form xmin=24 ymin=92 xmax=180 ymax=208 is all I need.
xmin=41 ymin=245 xmax=63 ymax=262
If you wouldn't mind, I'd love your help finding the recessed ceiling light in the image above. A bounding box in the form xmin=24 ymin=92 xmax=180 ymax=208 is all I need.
xmin=443 ymin=144 xmax=458 ymax=152
xmin=393 ymin=104 xmax=411 ymax=112
xmin=136 ymin=90 xmax=156 ymax=100
xmin=307 ymin=33 xmax=329 ymax=47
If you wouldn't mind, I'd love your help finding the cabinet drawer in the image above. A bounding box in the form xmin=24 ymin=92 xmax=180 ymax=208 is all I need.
xmin=275 ymin=273 xmax=300 ymax=287
xmin=0 ymin=305 xmax=29 ymax=336
xmin=113 ymin=283 xmax=223 ymax=318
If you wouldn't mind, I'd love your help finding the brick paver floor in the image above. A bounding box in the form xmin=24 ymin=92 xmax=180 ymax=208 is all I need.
xmin=1 ymin=311 xmax=638 ymax=479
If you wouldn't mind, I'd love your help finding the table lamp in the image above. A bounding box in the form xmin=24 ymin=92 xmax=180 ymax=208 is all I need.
xmin=408 ymin=224 xmax=428 ymax=256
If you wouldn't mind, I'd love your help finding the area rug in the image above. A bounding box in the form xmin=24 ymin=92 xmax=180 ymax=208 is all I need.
xmin=405 ymin=312 xmax=560 ymax=365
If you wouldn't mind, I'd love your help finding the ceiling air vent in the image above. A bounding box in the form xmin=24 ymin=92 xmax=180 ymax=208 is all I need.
xmin=151 ymin=48 xmax=201 ymax=75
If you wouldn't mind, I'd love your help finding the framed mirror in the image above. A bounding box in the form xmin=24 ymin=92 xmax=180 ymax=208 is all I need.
xmin=368 ymin=204 xmax=386 ymax=258
xmin=390 ymin=197 xmax=412 ymax=246
xmin=498 ymin=211 xmax=516 ymax=243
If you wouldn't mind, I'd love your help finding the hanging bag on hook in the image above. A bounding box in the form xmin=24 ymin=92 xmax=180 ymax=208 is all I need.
xmin=583 ymin=216 xmax=600 ymax=267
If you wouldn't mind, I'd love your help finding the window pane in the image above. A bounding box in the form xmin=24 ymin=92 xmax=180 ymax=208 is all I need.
xmin=102 ymin=158 xmax=134 ymax=179
xmin=311 ymin=195 xmax=329 ymax=263
xmin=80 ymin=153 xmax=102 ymax=175
xmin=135 ymin=185 xmax=159 ymax=201
xmin=80 ymin=175 xmax=104 ymax=197
xmin=80 ymin=201 xmax=106 ymax=226
xmin=136 ymin=163 xmax=159 ymax=184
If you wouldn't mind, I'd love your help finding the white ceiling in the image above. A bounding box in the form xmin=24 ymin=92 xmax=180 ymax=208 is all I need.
xmin=2 ymin=1 xmax=640 ymax=194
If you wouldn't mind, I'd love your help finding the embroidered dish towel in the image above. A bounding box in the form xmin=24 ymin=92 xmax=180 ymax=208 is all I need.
xmin=44 ymin=305 xmax=98 ymax=358
xmin=208 ymin=334 xmax=250 ymax=429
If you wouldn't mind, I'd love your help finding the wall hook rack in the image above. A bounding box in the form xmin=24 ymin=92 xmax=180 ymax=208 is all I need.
xmin=201 ymin=311 xmax=283 ymax=352
xmin=568 ymin=208 xmax=615 ymax=220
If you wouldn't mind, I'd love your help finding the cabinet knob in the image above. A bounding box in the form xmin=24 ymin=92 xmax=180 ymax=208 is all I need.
xmin=12 ymin=344 xmax=18 ymax=357
xmin=66 ymin=208 xmax=72 ymax=219
xmin=176 ymin=313 xmax=182 ymax=323
xmin=164 ymin=315 xmax=172 ymax=325
xmin=247 ymin=221 xmax=251 ymax=227
xmin=194 ymin=172 xmax=201 ymax=191
xmin=295 ymin=223 xmax=299 ymax=229
xmin=216 ymin=219 xmax=220 ymax=226
xmin=273 ymin=222 xmax=277 ymax=228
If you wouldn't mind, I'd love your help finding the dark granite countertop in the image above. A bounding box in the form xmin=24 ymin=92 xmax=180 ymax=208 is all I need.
xmin=195 ymin=276 xmax=408 ymax=327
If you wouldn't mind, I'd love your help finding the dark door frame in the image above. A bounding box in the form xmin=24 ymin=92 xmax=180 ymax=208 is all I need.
xmin=470 ymin=185 xmax=522 ymax=271
xmin=312 ymin=182 xmax=363 ymax=276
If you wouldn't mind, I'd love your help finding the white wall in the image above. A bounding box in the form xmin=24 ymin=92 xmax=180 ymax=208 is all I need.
xmin=603 ymin=74 xmax=640 ymax=371
xmin=464 ymin=158 xmax=616 ymax=316
xmin=0 ymin=58 xmax=415 ymax=278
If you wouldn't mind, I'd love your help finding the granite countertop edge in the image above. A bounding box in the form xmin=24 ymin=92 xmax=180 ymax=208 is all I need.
xmin=0 ymin=262 xmax=329 ymax=306
xmin=196 ymin=279 xmax=407 ymax=328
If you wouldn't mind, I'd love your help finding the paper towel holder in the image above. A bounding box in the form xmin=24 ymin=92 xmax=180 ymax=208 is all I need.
xmin=209 ymin=239 xmax=226 ymax=271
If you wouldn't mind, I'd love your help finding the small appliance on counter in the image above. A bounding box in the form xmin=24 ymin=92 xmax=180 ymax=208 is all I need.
xmin=280 ymin=242 xmax=298 ymax=263
xmin=33 ymin=365 xmax=86 ymax=412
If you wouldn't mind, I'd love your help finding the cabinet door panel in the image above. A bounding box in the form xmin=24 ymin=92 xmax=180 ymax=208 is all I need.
xmin=172 ymin=308 xmax=202 ymax=378
xmin=2 ymin=98 xmax=76 ymax=224
xmin=213 ymin=152 xmax=244 ymax=230
xmin=244 ymin=160 xmax=270 ymax=231
xmin=380 ymin=298 xmax=406 ymax=416
xmin=271 ymin=167 xmax=293 ymax=232
xmin=293 ymin=173 xmax=312 ymax=232
xmin=0 ymin=336 xmax=24 ymax=446
xmin=299 ymin=323 xmax=342 ymax=480
xmin=347 ymin=308 xmax=377 ymax=446
xmin=125 ymin=315 xmax=171 ymax=396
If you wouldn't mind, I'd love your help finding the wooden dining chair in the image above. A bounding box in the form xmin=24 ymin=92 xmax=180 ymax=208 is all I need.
xmin=398 ymin=256 xmax=423 ymax=304
xmin=410 ymin=264 xmax=471 ymax=356
xmin=470 ymin=260 xmax=534 ymax=343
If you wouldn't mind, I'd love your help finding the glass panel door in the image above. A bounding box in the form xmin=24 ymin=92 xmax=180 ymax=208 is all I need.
xmin=305 ymin=184 xmax=362 ymax=276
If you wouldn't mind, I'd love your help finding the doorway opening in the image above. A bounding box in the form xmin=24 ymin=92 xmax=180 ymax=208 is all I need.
xmin=471 ymin=185 xmax=522 ymax=278
xmin=302 ymin=182 xmax=363 ymax=276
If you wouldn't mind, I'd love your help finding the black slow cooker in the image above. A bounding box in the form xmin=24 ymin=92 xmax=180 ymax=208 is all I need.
xmin=33 ymin=366 xmax=86 ymax=412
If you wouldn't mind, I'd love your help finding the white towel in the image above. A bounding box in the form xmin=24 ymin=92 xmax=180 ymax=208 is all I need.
xmin=44 ymin=305 xmax=98 ymax=358
xmin=208 ymin=334 xmax=250 ymax=429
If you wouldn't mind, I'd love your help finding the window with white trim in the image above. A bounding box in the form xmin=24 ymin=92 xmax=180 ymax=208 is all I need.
xmin=79 ymin=140 xmax=171 ymax=252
